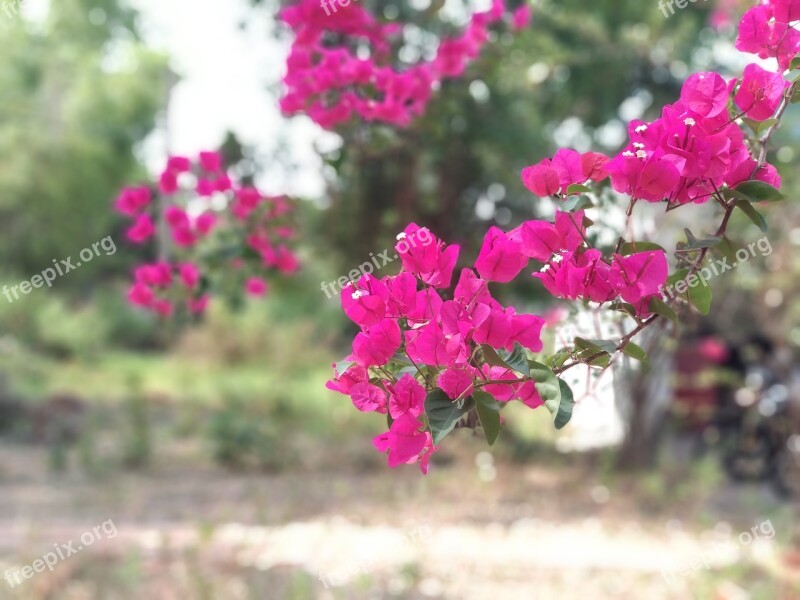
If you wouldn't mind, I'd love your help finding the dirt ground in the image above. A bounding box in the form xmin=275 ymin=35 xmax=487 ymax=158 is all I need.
xmin=0 ymin=435 xmax=799 ymax=600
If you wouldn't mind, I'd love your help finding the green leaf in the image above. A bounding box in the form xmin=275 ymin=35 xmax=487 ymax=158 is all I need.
xmin=473 ymin=391 xmax=501 ymax=445
xmin=734 ymin=180 xmax=784 ymax=203
xmin=554 ymin=379 xmax=575 ymax=429
xmin=575 ymin=337 xmax=617 ymax=355
xmin=622 ymin=341 xmax=649 ymax=365
xmin=530 ymin=361 xmax=562 ymax=416
xmin=561 ymin=195 xmax=593 ymax=211
xmin=397 ymin=366 xmax=421 ymax=378
xmin=548 ymin=348 xmax=572 ymax=369
xmin=791 ymin=56 xmax=800 ymax=70
xmin=734 ymin=199 xmax=768 ymax=233
xmin=481 ymin=344 xmax=528 ymax=376
xmin=648 ymin=297 xmax=678 ymax=323
xmin=610 ymin=302 xmax=638 ymax=318
xmin=497 ymin=343 xmax=529 ymax=376
xmin=684 ymin=228 xmax=721 ymax=250
xmin=425 ymin=390 xmax=472 ymax=444
xmin=566 ymin=184 xmax=592 ymax=195
xmin=618 ymin=241 xmax=665 ymax=256
xmin=686 ymin=278 xmax=712 ymax=315
xmin=588 ymin=354 xmax=612 ymax=368
xmin=480 ymin=344 xmax=507 ymax=369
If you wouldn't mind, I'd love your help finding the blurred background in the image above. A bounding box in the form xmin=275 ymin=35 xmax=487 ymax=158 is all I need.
xmin=0 ymin=0 xmax=799 ymax=598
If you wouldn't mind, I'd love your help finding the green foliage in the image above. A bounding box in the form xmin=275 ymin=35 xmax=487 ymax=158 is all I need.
xmin=206 ymin=391 xmax=285 ymax=470
xmin=0 ymin=0 xmax=167 ymax=283
xmin=121 ymin=377 xmax=152 ymax=468
xmin=425 ymin=389 xmax=472 ymax=444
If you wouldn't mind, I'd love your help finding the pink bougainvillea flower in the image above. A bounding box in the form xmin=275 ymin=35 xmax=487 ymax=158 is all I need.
xmin=159 ymin=170 xmax=179 ymax=195
xmin=606 ymin=152 xmax=680 ymax=202
xmin=534 ymin=249 xmax=616 ymax=304
xmin=385 ymin=272 xmax=417 ymax=317
xmin=196 ymin=179 xmax=216 ymax=197
xmin=198 ymin=151 xmax=223 ymax=172
xmin=511 ymin=4 xmax=532 ymax=30
xmin=245 ymin=277 xmax=269 ymax=297
xmin=178 ymin=263 xmax=200 ymax=289
xmin=372 ymin=414 xmax=429 ymax=469
xmin=735 ymin=4 xmax=800 ymax=71
xmin=550 ymin=148 xmax=585 ymax=189
xmin=387 ymin=374 xmax=426 ymax=419
xmin=472 ymin=305 xmax=512 ymax=349
xmin=349 ymin=381 xmax=388 ymax=414
xmin=474 ymin=226 xmax=528 ymax=282
xmin=521 ymin=161 xmax=560 ymax=197
xmin=127 ymin=283 xmax=153 ymax=307
xmin=774 ymin=0 xmax=800 ymax=22
xmin=734 ymin=63 xmax=791 ymax=121
xmin=609 ymin=250 xmax=669 ymax=307
xmin=454 ymin=268 xmax=491 ymax=307
xmin=352 ymin=318 xmax=402 ymax=367
xmin=581 ymin=152 xmax=611 ymax=182
xmin=405 ymin=321 xmax=468 ymax=366
xmin=341 ymin=274 xmax=389 ymax=327
xmin=680 ymin=71 xmax=730 ymax=118
xmin=513 ymin=210 xmax=586 ymax=262
xmin=134 ymin=262 xmax=172 ymax=287
xmin=506 ymin=310 xmax=545 ymax=353
xmin=326 ymin=361 xmax=368 ymax=395
xmin=166 ymin=156 xmax=191 ymax=173
xmin=437 ymin=367 xmax=477 ymax=400
xmin=522 ymin=150 xmax=610 ymax=197
xmin=165 ymin=206 xmax=190 ymax=228
xmin=114 ymin=186 xmax=151 ymax=216
xmin=396 ymin=224 xmax=460 ymax=288
xmin=126 ymin=213 xmax=155 ymax=243
xmin=195 ymin=212 xmax=217 ymax=235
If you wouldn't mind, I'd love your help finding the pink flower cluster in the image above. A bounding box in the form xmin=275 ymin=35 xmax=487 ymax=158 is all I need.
xmin=327 ymin=208 xmax=671 ymax=472
xmin=522 ymin=71 xmax=784 ymax=207
xmin=114 ymin=151 xmax=299 ymax=317
xmin=605 ymin=68 xmax=783 ymax=205
xmin=736 ymin=0 xmax=800 ymax=71
xmin=127 ymin=261 xmax=209 ymax=317
xmin=279 ymin=0 xmax=531 ymax=128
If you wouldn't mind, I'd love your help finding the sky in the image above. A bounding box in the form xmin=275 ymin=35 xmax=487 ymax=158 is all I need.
xmin=129 ymin=0 xmax=329 ymax=198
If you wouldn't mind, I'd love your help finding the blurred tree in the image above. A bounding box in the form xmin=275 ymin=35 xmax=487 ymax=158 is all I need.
xmin=0 ymin=0 xmax=168 ymax=285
